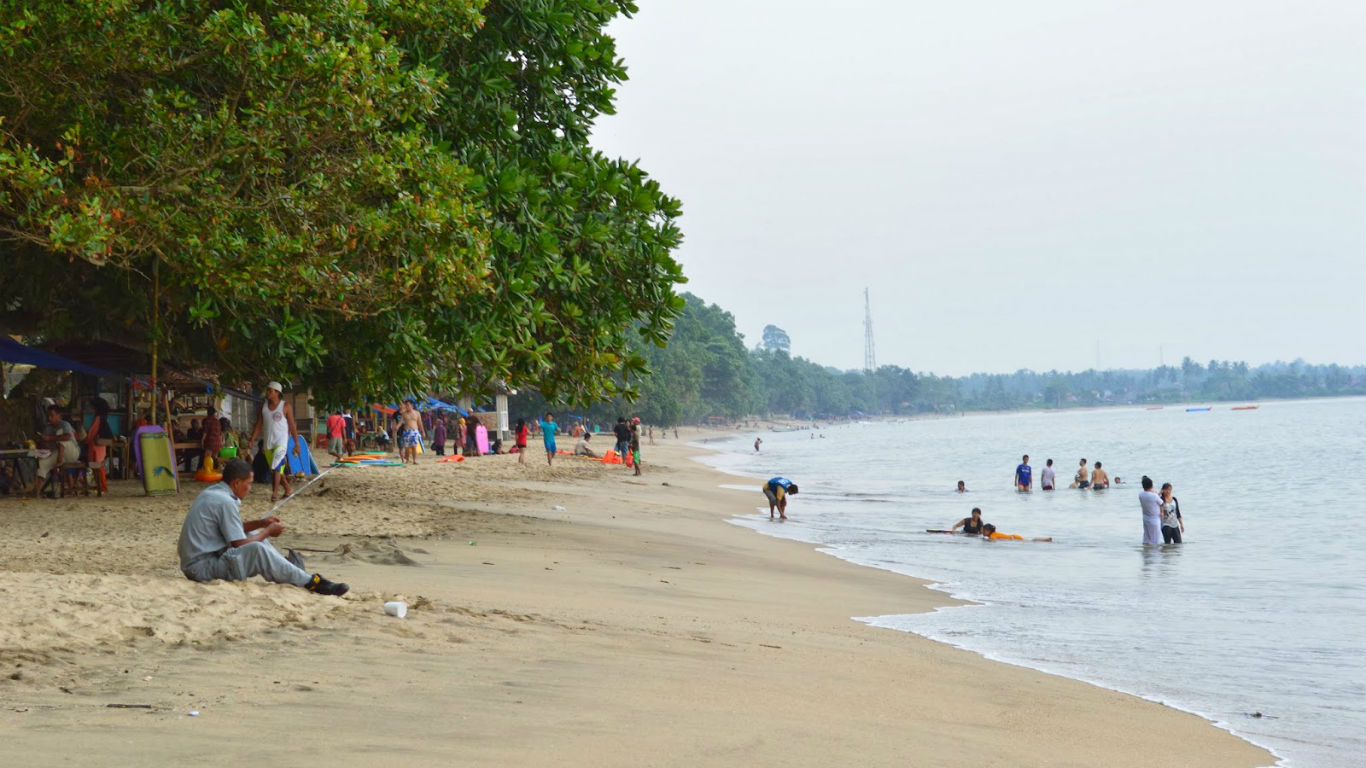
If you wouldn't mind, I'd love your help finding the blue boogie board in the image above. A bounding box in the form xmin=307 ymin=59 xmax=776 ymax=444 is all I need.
xmin=285 ymin=435 xmax=319 ymax=477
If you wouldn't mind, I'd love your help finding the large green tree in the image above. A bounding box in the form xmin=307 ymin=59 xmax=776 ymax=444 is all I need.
xmin=0 ymin=0 xmax=684 ymax=405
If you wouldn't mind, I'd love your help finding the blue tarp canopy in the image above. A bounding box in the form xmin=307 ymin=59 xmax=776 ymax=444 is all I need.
xmin=422 ymin=397 xmax=467 ymax=416
xmin=0 ymin=336 xmax=112 ymax=377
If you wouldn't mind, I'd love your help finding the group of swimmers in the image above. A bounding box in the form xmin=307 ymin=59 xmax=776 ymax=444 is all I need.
xmin=1006 ymin=455 xmax=1114 ymax=492
xmin=954 ymin=457 xmax=1115 ymax=494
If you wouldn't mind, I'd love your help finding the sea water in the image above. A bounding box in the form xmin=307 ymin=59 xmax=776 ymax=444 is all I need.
xmin=701 ymin=398 xmax=1366 ymax=767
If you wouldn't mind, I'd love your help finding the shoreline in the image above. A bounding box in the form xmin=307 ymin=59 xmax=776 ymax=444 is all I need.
xmin=691 ymin=432 xmax=1287 ymax=766
xmin=0 ymin=429 xmax=1276 ymax=766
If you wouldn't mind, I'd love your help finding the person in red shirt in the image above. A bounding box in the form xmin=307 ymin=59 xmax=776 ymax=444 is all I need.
xmin=325 ymin=410 xmax=346 ymax=462
xmin=515 ymin=418 xmax=529 ymax=465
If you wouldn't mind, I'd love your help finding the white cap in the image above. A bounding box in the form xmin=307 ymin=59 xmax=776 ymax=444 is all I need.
xmin=266 ymin=381 xmax=283 ymax=393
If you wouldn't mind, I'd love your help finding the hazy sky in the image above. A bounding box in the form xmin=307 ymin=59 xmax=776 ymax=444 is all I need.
xmin=591 ymin=1 xmax=1366 ymax=376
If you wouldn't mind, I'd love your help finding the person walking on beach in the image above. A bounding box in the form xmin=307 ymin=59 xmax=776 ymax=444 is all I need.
xmin=1138 ymin=476 xmax=1163 ymax=544
xmin=630 ymin=422 xmax=642 ymax=476
xmin=1091 ymin=461 xmax=1110 ymax=490
xmin=178 ymin=458 xmax=348 ymax=596
xmin=1070 ymin=458 xmax=1090 ymax=489
xmin=325 ymin=409 xmax=346 ymax=462
xmin=613 ymin=417 xmax=631 ymax=463
xmin=951 ymin=507 xmax=987 ymax=534
xmin=1159 ymin=482 xmax=1184 ymax=543
xmin=342 ymin=408 xmax=356 ymax=456
xmin=248 ymin=381 xmax=300 ymax=503
xmin=1015 ymin=454 xmax=1033 ymax=491
xmin=515 ymin=418 xmax=529 ymax=465
xmin=398 ymin=401 xmax=424 ymax=465
xmin=432 ymin=416 xmax=447 ymax=457
xmin=540 ymin=412 xmax=558 ymax=467
xmin=1041 ymin=458 xmax=1056 ymax=490
xmin=761 ymin=477 xmax=798 ymax=520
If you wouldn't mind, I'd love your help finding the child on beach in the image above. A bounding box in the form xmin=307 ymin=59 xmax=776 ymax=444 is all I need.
xmin=981 ymin=524 xmax=1051 ymax=542
xmin=515 ymin=418 xmax=529 ymax=465
xmin=539 ymin=413 xmax=557 ymax=467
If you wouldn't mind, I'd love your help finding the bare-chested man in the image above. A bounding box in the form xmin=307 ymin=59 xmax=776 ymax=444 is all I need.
xmin=398 ymin=401 xmax=424 ymax=464
xmin=1069 ymin=457 xmax=1090 ymax=489
xmin=1090 ymin=461 xmax=1110 ymax=490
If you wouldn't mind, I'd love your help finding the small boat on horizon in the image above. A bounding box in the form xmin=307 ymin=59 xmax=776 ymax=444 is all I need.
xmin=1145 ymin=406 xmax=1164 ymax=410
xmin=1231 ymin=405 xmax=1260 ymax=411
xmin=1186 ymin=406 xmax=1212 ymax=412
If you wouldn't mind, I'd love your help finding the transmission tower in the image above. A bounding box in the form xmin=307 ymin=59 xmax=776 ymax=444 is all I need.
xmin=863 ymin=287 xmax=877 ymax=373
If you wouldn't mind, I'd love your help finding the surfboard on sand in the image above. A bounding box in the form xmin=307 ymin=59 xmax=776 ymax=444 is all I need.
xmin=137 ymin=429 xmax=178 ymax=496
xmin=475 ymin=424 xmax=489 ymax=455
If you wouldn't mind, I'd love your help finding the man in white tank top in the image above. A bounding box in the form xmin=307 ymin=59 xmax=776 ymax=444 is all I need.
xmin=248 ymin=381 xmax=299 ymax=502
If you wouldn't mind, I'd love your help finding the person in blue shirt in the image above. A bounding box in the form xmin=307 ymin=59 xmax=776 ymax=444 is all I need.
xmin=761 ymin=477 xmax=799 ymax=520
xmin=1014 ymin=454 xmax=1032 ymax=491
xmin=539 ymin=412 xmax=558 ymax=467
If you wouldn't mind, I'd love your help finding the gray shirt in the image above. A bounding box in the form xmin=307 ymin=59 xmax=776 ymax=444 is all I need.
xmin=178 ymin=482 xmax=246 ymax=571
xmin=44 ymin=419 xmax=75 ymax=442
xmin=1139 ymin=490 xmax=1163 ymax=522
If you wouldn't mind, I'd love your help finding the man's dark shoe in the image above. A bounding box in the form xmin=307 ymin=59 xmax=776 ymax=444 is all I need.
xmin=305 ymin=573 xmax=349 ymax=597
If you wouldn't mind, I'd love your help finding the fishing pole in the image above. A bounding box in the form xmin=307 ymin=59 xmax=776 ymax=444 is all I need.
xmin=266 ymin=467 xmax=333 ymax=517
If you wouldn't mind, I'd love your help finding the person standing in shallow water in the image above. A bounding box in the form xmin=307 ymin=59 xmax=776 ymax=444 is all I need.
xmin=1070 ymin=458 xmax=1090 ymax=489
xmin=1091 ymin=461 xmax=1110 ymax=489
xmin=1014 ymin=454 xmax=1032 ymax=491
xmin=761 ymin=477 xmax=798 ymax=520
xmin=1160 ymin=483 xmax=1184 ymax=543
xmin=1138 ymin=476 xmax=1163 ymax=545
xmin=1040 ymin=458 xmax=1056 ymax=490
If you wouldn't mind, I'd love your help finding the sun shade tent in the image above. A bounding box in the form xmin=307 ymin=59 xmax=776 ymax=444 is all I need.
xmin=0 ymin=336 xmax=113 ymax=376
xmin=422 ymin=397 xmax=467 ymax=416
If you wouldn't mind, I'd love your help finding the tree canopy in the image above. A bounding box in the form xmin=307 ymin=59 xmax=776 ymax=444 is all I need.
xmin=0 ymin=0 xmax=683 ymax=405
xmin=510 ymin=292 xmax=1366 ymax=426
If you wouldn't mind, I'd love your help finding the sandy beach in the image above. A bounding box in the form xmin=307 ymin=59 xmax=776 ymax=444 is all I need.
xmin=0 ymin=430 xmax=1274 ymax=767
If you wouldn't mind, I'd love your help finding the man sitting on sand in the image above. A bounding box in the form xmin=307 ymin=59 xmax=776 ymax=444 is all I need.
xmin=573 ymin=433 xmax=599 ymax=458
xmin=178 ymin=459 xmax=348 ymax=596
xmin=981 ymin=524 xmax=1052 ymax=542
xmin=761 ymin=477 xmax=798 ymax=520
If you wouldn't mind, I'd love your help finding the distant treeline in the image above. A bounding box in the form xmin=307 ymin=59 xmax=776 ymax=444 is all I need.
xmin=510 ymin=293 xmax=1366 ymax=426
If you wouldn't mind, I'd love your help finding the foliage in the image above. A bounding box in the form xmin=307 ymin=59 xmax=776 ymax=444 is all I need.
xmin=760 ymin=324 xmax=790 ymax=353
xmin=0 ymin=0 xmax=685 ymax=406
xmin=411 ymin=0 xmax=685 ymax=404
xmin=513 ymin=294 xmax=1365 ymax=425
